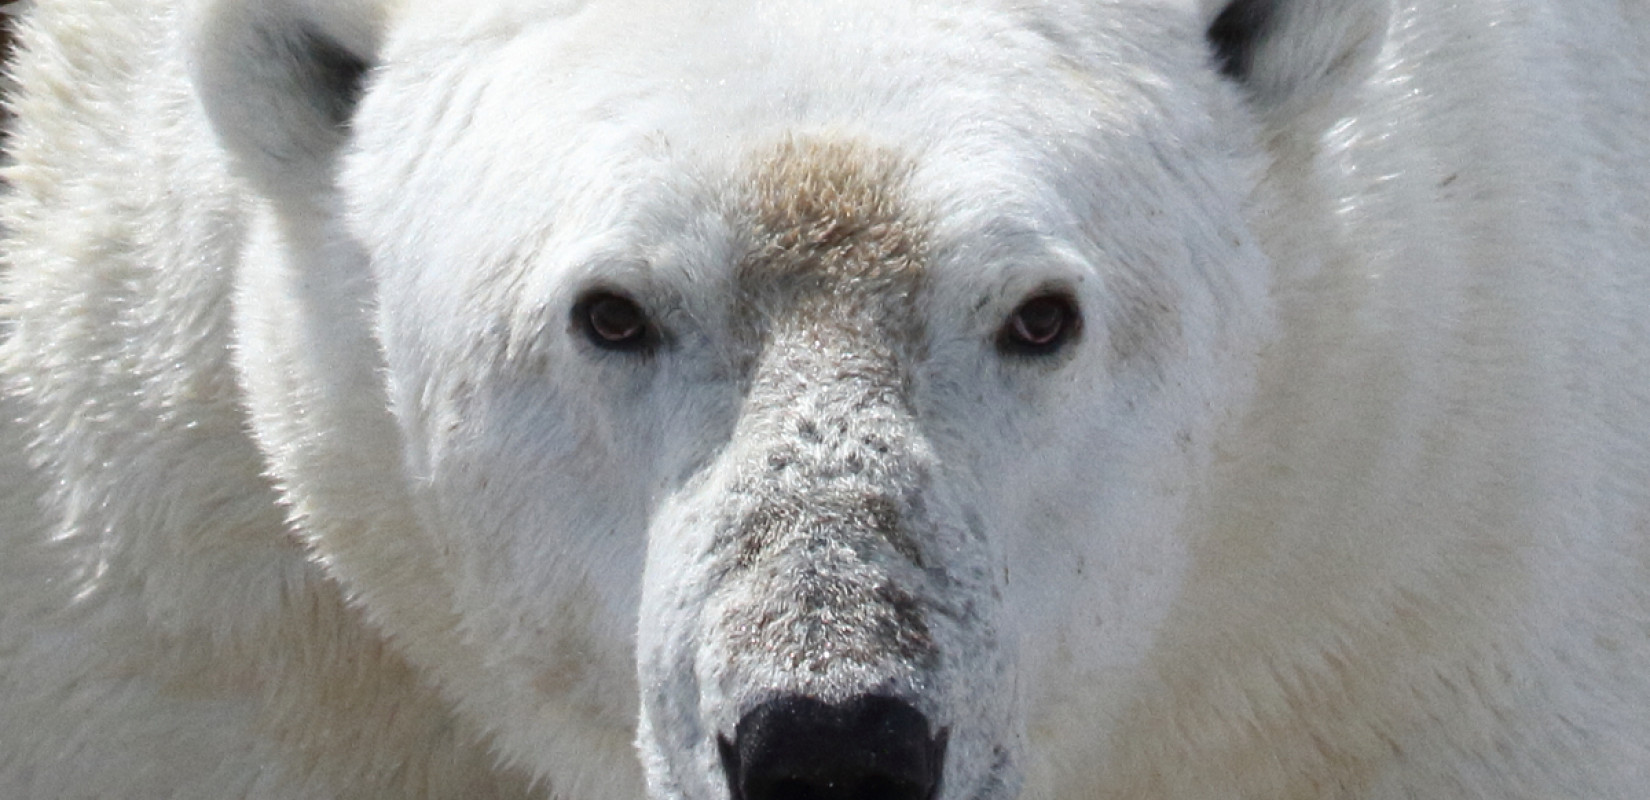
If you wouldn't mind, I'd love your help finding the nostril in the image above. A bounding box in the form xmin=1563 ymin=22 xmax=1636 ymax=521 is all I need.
xmin=720 ymin=694 xmax=947 ymax=800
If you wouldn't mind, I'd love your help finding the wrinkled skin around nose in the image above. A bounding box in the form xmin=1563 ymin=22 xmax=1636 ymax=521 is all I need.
xmin=710 ymin=319 xmax=939 ymax=677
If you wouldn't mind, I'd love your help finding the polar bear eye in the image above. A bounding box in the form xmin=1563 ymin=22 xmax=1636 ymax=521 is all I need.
xmin=576 ymin=290 xmax=656 ymax=353
xmin=998 ymin=293 xmax=1081 ymax=356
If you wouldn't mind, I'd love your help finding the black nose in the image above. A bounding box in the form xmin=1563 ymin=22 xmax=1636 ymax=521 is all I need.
xmin=719 ymin=694 xmax=947 ymax=800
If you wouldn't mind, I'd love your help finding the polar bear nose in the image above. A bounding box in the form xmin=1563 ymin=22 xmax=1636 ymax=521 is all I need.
xmin=719 ymin=694 xmax=946 ymax=800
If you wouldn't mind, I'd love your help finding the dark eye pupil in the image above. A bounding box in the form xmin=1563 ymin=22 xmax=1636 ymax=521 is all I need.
xmin=1013 ymin=299 xmax=1066 ymax=343
xmin=581 ymin=292 xmax=651 ymax=350
xmin=1001 ymin=294 xmax=1078 ymax=354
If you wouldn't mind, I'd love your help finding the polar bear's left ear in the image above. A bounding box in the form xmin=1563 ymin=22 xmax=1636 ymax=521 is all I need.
xmin=192 ymin=0 xmax=389 ymax=203
xmin=1204 ymin=0 xmax=1392 ymax=128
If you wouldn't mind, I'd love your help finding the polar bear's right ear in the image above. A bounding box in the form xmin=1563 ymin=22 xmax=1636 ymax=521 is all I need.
xmin=1204 ymin=0 xmax=1392 ymax=129
xmin=193 ymin=0 xmax=389 ymax=203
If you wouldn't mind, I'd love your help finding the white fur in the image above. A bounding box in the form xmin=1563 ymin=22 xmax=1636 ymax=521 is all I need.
xmin=2 ymin=0 xmax=1648 ymax=798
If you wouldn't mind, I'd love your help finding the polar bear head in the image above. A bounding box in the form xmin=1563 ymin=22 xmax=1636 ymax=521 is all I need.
xmin=194 ymin=0 xmax=1389 ymax=797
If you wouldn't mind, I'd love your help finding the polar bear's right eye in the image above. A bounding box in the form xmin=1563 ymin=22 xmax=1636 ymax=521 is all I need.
xmin=575 ymin=291 xmax=657 ymax=354
xmin=997 ymin=292 xmax=1081 ymax=357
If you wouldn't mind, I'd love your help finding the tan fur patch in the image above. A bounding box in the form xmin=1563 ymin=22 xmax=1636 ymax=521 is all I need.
xmin=735 ymin=137 xmax=928 ymax=342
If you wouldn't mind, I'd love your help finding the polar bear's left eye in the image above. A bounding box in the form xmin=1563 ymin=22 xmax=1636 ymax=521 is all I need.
xmin=575 ymin=290 xmax=656 ymax=353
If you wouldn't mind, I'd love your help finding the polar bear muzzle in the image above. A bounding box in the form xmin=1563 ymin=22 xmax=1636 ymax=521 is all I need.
xmin=631 ymin=133 xmax=1012 ymax=800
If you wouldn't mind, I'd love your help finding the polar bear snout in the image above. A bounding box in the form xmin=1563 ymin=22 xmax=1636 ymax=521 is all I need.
xmin=719 ymin=694 xmax=947 ymax=800
xmin=634 ymin=310 xmax=1015 ymax=800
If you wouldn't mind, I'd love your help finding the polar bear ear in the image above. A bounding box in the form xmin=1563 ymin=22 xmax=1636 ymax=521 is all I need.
xmin=1204 ymin=0 xmax=1392 ymax=128
xmin=192 ymin=0 xmax=388 ymax=203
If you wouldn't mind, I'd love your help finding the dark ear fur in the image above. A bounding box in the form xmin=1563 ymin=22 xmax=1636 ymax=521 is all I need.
xmin=1207 ymin=0 xmax=1274 ymax=82
xmin=1204 ymin=0 xmax=1392 ymax=127
xmin=285 ymin=25 xmax=371 ymax=131
xmin=193 ymin=0 xmax=383 ymax=202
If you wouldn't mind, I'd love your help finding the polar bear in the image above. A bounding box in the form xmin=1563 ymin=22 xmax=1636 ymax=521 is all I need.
xmin=3 ymin=0 xmax=1649 ymax=798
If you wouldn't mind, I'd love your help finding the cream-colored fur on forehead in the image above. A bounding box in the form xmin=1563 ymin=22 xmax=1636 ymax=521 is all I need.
xmin=736 ymin=138 xmax=927 ymax=321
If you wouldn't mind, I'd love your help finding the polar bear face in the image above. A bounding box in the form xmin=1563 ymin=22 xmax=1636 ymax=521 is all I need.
xmin=197 ymin=0 xmax=1383 ymax=797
